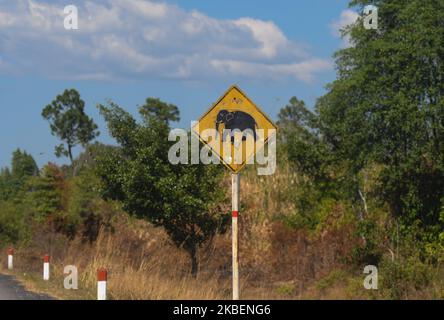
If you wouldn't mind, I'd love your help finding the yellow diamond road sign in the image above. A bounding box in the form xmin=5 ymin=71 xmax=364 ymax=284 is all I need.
xmin=193 ymin=85 xmax=277 ymax=173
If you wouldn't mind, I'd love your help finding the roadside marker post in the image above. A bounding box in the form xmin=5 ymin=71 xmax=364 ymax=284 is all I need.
xmin=7 ymin=248 xmax=13 ymax=270
xmin=43 ymin=255 xmax=50 ymax=281
xmin=97 ymin=268 xmax=107 ymax=300
xmin=193 ymin=85 xmax=277 ymax=300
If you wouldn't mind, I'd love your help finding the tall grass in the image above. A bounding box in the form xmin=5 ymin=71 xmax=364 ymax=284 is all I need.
xmin=5 ymin=165 xmax=440 ymax=300
xmin=0 ymin=165 xmax=354 ymax=299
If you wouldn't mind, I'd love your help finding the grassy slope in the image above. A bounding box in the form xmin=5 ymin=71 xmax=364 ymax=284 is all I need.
xmin=1 ymin=166 xmax=443 ymax=300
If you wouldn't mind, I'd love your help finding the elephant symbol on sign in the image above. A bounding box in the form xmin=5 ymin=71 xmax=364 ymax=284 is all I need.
xmin=215 ymin=110 xmax=258 ymax=143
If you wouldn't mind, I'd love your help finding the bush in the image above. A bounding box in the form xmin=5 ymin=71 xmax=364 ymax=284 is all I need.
xmin=379 ymin=256 xmax=431 ymax=300
xmin=350 ymin=219 xmax=384 ymax=267
xmin=0 ymin=200 xmax=30 ymax=244
xmin=67 ymin=170 xmax=115 ymax=242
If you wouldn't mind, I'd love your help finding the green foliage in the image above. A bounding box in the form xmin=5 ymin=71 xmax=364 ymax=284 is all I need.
xmin=282 ymin=185 xmax=328 ymax=230
xmin=67 ymin=166 xmax=115 ymax=242
xmin=25 ymin=163 xmax=64 ymax=224
xmin=0 ymin=168 xmax=13 ymax=201
xmin=315 ymin=269 xmax=347 ymax=292
xmin=64 ymin=149 xmax=118 ymax=243
xmin=42 ymin=89 xmax=99 ymax=165
xmin=96 ymin=99 xmax=228 ymax=274
xmin=0 ymin=200 xmax=29 ymax=244
xmin=317 ymin=0 xmax=444 ymax=234
xmin=274 ymin=2 xmax=444 ymax=292
xmin=140 ymin=97 xmax=180 ymax=125
xmin=278 ymin=97 xmax=333 ymax=185
xmin=0 ymin=149 xmax=38 ymax=200
xmin=11 ymin=149 xmax=39 ymax=180
xmin=379 ymin=255 xmax=431 ymax=300
xmin=0 ymin=147 xmax=117 ymax=248
xmin=276 ymin=283 xmax=295 ymax=296
xmin=277 ymin=96 xmax=361 ymax=235
xmin=277 ymin=97 xmax=346 ymax=232
xmin=350 ymin=219 xmax=384 ymax=266
xmin=0 ymin=149 xmax=39 ymax=245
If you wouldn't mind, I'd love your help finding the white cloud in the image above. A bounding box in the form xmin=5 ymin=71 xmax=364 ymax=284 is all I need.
xmin=330 ymin=9 xmax=360 ymax=47
xmin=0 ymin=11 xmax=17 ymax=27
xmin=233 ymin=18 xmax=289 ymax=59
xmin=115 ymin=0 xmax=168 ymax=19
xmin=211 ymin=58 xmax=332 ymax=83
xmin=0 ymin=0 xmax=332 ymax=82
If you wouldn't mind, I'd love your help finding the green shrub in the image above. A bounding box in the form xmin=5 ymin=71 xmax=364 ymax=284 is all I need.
xmin=315 ymin=269 xmax=347 ymax=292
xmin=379 ymin=256 xmax=431 ymax=299
xmin=0 ymin=200 xmax=30 ymax=245
xmin=276 ymin=283 xmax=295 ymax=296
xmin=350 ymin=219 xmax=384 ymax=266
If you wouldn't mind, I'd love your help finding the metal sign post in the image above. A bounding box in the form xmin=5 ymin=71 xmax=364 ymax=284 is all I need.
xmin=231 ymin=173 xmax=240 ymax=300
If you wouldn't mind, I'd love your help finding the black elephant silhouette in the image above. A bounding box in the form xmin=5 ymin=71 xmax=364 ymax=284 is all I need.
xmin=215 ymin=110 xmax=258 ymax=142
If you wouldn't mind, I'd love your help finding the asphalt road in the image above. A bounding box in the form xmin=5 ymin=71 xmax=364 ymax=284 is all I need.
xmin=0 ymin=273 xmax=54 ymax=300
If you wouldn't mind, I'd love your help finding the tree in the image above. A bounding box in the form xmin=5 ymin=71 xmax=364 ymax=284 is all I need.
xmin=317 ymin=0 xmax=444 ymax=233
xmin=67 ymin=143 xmax=117 ymax=242
xmin=42 ymin=89 xmax=99 ymax=166
xmin=278 ymin=97 xmax=317 ymax=134
xmin=277 ymin=97 xmax=347 ymax=229
xmin=11 ymin=149 xmax=39 ymax=180
xmin=96 ymin=99 xmax=227 ymax=275
xmin=0 ymin=168 xmax=13 ymax=201
xmin=25 ymin=163 xmax=65 ymax=254
xmin=139 ymin=97 xmax=180 ymax=125
xmin=278 ymin=97 xmax=332 ymax=183
xmin=26 ymin=164 xmax=64 ymax=222
xmin=0 ymin=199 xmax=29 ymax=244
xmin=0 ymin=149 xmax=38 ymax=200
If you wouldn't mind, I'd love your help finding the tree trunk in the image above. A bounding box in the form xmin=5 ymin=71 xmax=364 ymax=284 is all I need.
xmin=188 ymin=245 xmax=198 ymax=277
xmin=68 ymin=144 xmax=76 ymax=177
xmin=68 ymin=144 xmax=74 ymax=166
xmin=357 ymin=185 xmax=368 ymax=246
xmin=358 ymin=188 xmax=368 ymax=218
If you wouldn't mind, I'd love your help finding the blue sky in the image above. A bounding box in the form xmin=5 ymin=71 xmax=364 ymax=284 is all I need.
xmin=0 ymin=0 xmax=360 ymax=168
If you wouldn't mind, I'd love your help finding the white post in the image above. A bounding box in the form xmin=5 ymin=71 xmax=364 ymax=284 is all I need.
xmin=43 ymin=255 xmax=50 ymax=281
xmin=7 ymin=248 xmax=13 ymax=270
xmin=97 ymin=268 xmax=107 ymax=300
xmin=232 ymin=173 xmax=240 ymax=300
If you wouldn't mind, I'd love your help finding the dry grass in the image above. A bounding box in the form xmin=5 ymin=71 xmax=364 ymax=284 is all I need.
xmin=0 ymin=166 xmax=360 ymax=300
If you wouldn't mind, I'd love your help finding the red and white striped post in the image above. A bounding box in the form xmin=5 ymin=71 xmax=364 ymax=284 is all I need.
xmin=232 ymin=173 xmax=240 ymax=300
xmin=43 ymin=255 xmax=50 ymax=281
xmin=97 ymin=268 xmax=107 ymax=300
xmin=7 ymin=248 xmax=13 ymax=270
